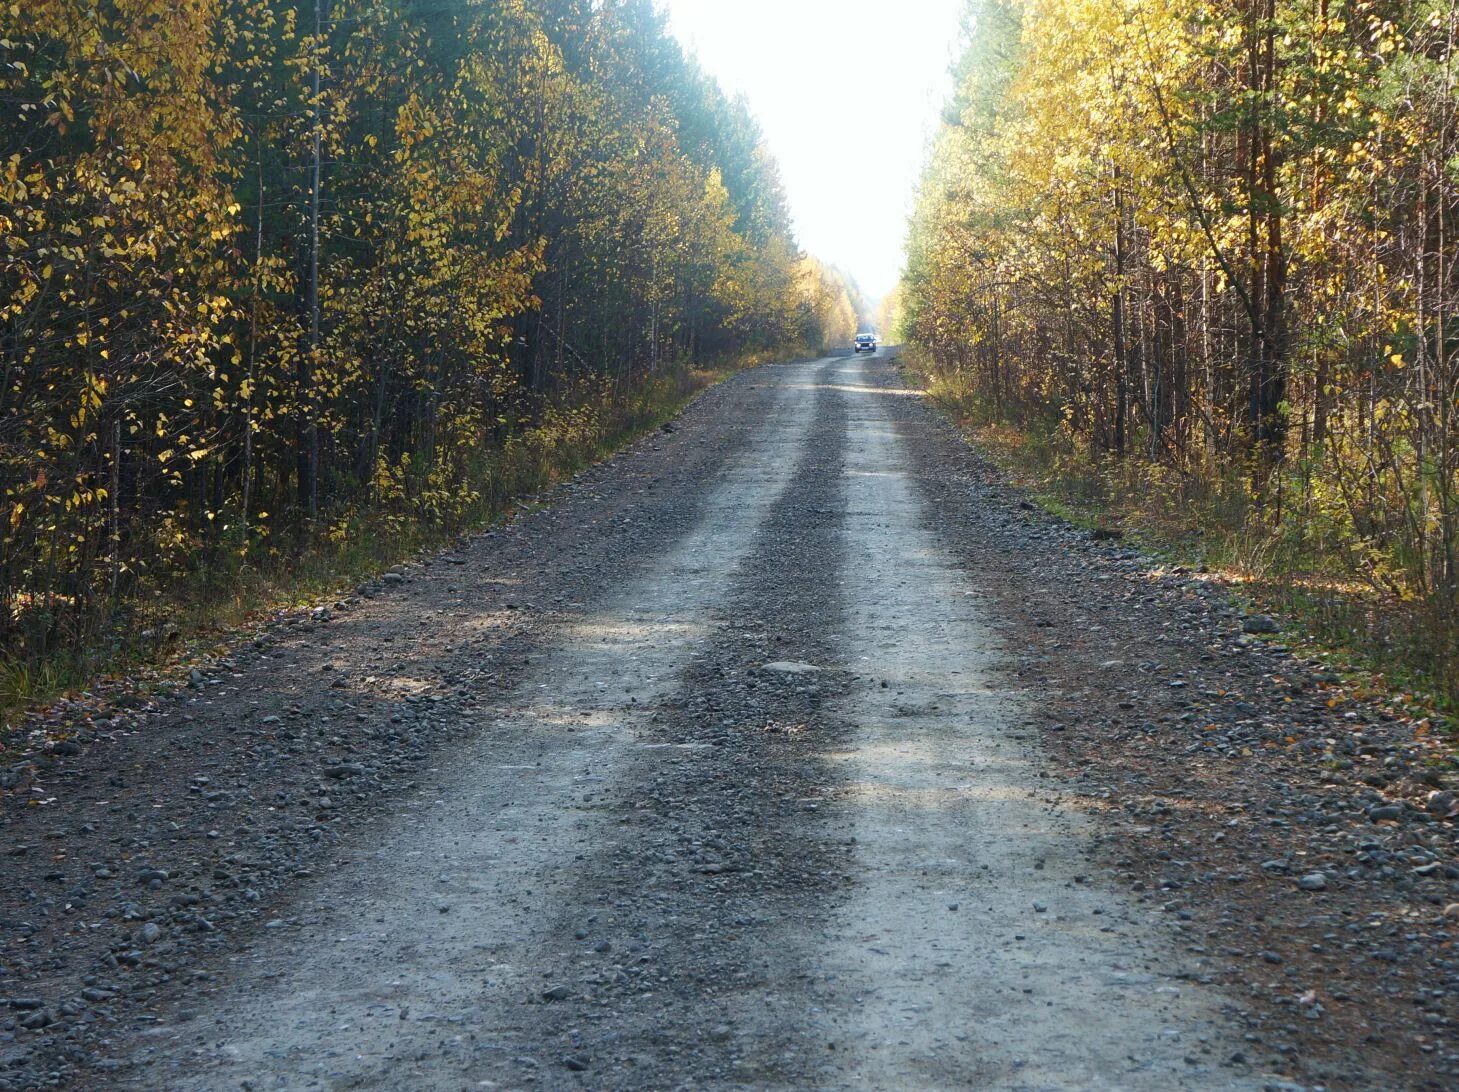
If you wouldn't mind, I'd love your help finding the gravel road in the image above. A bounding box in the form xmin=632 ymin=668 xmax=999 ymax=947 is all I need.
xmin=2 ymin=352 xmax=1456 ymax=1090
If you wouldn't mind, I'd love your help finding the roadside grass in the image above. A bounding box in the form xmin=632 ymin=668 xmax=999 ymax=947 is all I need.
xmin=910 ymin=357 xmax=1459 ymax=732
xmin=0 ymin=363 xmax=731 ymax=739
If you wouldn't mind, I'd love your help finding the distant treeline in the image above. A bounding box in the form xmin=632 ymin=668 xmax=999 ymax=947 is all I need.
xmin=1 ymin=0 xmax=861 ymax=666
xmin=905 ymin=0 xmax=1458 ymax=670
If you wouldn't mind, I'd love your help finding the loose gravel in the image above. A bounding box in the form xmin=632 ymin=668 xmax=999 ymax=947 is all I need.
xmin=0 ymin=352 xmax=1452 ymax=1090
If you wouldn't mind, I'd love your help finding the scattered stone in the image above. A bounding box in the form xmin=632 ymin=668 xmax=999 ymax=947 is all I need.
xmin=1241 ymin=615 xmax=1280 ymax=635
xmin=0 ymin=358 xmax=1450 ymax=1092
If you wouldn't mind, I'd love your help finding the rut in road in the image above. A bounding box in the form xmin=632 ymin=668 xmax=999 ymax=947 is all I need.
xmin=810 ymin=357 xmax=1244 ymax=1087
xmin=121 ymin=355 xmax=1262 ymax=1090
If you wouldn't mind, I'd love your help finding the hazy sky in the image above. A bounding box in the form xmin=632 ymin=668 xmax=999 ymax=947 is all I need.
xmin=661 ymin=0 xmax=966 ymax=303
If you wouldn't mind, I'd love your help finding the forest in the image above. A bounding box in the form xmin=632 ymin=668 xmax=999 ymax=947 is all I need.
xmin=0 ymin=0 xmax=861 ymax=699
xmin=905 ymin=0 xmax=1459 ymax=704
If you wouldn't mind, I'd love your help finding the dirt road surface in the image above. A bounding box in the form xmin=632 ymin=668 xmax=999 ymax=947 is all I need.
xmin=2 ymin=353 xmax=1456 ymax=1090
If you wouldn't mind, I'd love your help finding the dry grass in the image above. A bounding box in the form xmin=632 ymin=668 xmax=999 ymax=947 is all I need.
xmin=0 ymin=364 xmax=728 ymax=735
xmin=913 ymin=359 xmax=1459 ymax=728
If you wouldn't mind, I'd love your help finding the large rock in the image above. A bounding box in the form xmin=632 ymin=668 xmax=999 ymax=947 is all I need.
xmin=760 ymin=661 xmax=822 ymax=675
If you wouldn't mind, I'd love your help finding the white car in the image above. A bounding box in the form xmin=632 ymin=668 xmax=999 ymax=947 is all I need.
xmin=854 ymin=333 xmax=877 ymax=353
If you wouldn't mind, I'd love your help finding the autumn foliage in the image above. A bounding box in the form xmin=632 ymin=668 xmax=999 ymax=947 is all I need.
xmin=0 ymin=0 xmax=856 ymax=676
xmin=906 ymin=0 xmax=1459 ymax=688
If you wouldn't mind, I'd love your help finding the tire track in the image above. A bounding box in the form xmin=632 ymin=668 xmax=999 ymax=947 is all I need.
xmin=481 ymin=359 xmax=856 ymax=1087
xmin=807 ymin=354 xmax=1261 ymax=1089
xmin=111 ymin=361 xmax=830 ymax=1091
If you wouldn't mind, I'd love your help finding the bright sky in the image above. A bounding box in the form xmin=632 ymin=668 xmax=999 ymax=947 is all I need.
xmin=661 ymin=0 xmax=966 ymax=305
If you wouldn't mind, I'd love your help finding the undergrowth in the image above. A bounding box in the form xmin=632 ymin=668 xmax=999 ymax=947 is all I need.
xmin=0 ymin=363 xmax=727 ymax=736
xmin=911 ymin=355 xmax=1459 ymax=729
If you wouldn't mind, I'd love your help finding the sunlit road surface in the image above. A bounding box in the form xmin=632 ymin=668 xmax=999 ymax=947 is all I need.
xmin=119 ymin=351 xmax=1260 ymax=1090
